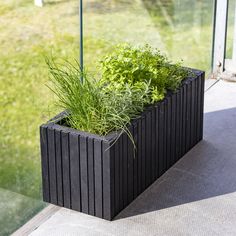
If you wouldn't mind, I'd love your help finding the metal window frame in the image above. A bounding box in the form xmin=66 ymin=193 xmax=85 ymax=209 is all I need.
xmin=212 ymin=0 xmax=229 ymax=73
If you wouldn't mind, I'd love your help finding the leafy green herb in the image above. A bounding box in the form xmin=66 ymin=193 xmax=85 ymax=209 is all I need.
xmin=47 ymin=59 xmax=150 ymax=138
xmin=47 ymin=44 xmax=189 ymax=137
xmin=100 ymin=44 xmax=189 ymax=103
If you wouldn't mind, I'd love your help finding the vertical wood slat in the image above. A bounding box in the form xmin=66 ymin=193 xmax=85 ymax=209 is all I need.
xmin=166 ymin=97 xmax=171 ymax=169
xmin=190 ymin=79 xmax=196 ymax=148
xmin=141 ymin=116 xmax=146 ymax=191
xmin=87 ymin=137 xmax=95 ymax=215
xmin=40 ymin=126 xmax=50 ymax=202
xmin=122 ymin=133 xmax=128 ymax=208
xmin=186 ymin=81 xmax=192 ymax=152
xmin=145 ymin=111 xmax=152 ymax=186
xmin=47 ymin=128 xmax=57 ymax=205
xmin=164 ymin=100 xmax=168 ymax=173
xmin=94 ymin=139 xmax=103 ymax=218
xmin=55 ymin=130 xmax=63 ymax=206
xmin=80 ymin=136 xmax=89 ymax=214
xmin=199 ymin=73 xmax=205 ymax=140
xmin=114 ymin=137 xmax=120 ymax=215
xmin=133 ymin=122 xmax=138 ymax=199
xmin=175 ymin=90 xmax=181 ymax=161
xmin=119 ymin=134 xmax=124 ymax=210
xmin=182 ymin=84 xmax=187 ymax=155
xmin=70 ymin=133 xmax=81 ymax=211
xmin=197 ymin=74 xmax=202 ymax=141
xmin=137 ymin=119 xmax=142 ymax=195
xmin=127 ymin=126 xmax=134 ymax=204
xmin=193 ymin=77 xmax=198 ymax=146
xmin=155 ymin=106 xmax=159 ymax=179
xmin=171 ymin=93 xmax=176 ymax=166
xmin=178 ymin=87 xmax=182 ymax=159
xmin=158 ymin=102 xmax=165 ymax=176
xmin=110 ymin=142 xmax=116 ymax=219
xmin=151 ymin=107 xmax=157 ymax=181
xmin=61 ymin=131 xmax=71 ymax=209
xmin=180 ymin=85 xmax=184 ymax=158
xmin=194 ymin=77 xmax=199 ymax=145
xmin=102 ymin=141 xmax=113 ymax=220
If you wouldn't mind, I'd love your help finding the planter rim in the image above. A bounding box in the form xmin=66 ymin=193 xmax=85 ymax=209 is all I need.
xmin=41 ymin=69 xmax=204 ymax=143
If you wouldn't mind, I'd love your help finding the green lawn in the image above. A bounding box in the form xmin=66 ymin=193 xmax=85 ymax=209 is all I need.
xmin=0 ymin=0 xmax=214 ymax=235
xmin=0 ymin=0 xmax=81 ymax=234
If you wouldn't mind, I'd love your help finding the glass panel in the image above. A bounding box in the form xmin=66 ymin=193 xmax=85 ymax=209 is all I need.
xmin=84 ymin=0 xmax=214 ymax=74
xmin=226 ymin=0 xmax=236 ymax=59
xmin=0 ymin=0 xmax=80 ymax=234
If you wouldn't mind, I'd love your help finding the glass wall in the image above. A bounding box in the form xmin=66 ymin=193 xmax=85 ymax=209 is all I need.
xmin=0 ymin=0 xmax=215 ymax=234
xmin=0 ymin=0 xmax=80 ymax=235
xmin=226 ymin=0 xmax=236 ymax=59
xmin=83 ymin=0 xmax=215 ymax=74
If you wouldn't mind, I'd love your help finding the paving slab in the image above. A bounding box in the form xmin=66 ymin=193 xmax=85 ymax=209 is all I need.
xmin=29 ymin=80 xmax=236 ymax=236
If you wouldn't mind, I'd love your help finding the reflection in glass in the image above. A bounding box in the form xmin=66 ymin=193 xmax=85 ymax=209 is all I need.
xmin=0 ymin=0 xmax=80 ymax=234
xmin=83 ymin=0 xmax=214 ymax=74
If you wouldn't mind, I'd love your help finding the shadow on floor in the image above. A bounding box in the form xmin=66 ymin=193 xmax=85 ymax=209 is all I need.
xmin=115 ymin=107 xmax=236 ymax=220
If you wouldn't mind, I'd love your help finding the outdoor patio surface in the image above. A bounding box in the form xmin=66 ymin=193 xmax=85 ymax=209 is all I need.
xmin=27 ymin=79 xmax=236 ymax=236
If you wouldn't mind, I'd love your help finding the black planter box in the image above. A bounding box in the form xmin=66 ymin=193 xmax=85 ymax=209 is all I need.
xmin=40 ymin=69 xmax=205 ymax=220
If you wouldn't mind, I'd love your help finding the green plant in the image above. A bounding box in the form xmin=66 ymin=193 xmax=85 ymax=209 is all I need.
xmin=47 ymin=44 xmax=189 ymax=137
xmin=100 ymin=44 xmax=189 ymax=103
xmin=47 ymin=60 xmax=150 ymax=137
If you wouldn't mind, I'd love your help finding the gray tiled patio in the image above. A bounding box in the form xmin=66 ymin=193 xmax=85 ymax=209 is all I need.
xmin=23 ymin=79 xmax=236 ymax=235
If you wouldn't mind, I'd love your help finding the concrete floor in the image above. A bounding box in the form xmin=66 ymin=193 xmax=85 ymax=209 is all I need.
xmin=29 ymin=80 xmax=236 ymax=236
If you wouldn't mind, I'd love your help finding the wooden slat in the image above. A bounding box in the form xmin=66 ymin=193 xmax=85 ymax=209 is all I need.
xmin=114 ymin=137 xmax=120 ymax=214
xmin=145 ymin=111 xmax=152 ymax=186
xmin=166 ymin=97 xmax=171 ymax=169
xmin=55 ymin=130 xmax=63 ymax=206
xmin=127 ymin=126 xmax=134 ymax=204
xmin=197 ymin=74 xmax=202 ymax=141
xmin=47 ymin=128 xmax=57 ymax=205
xmin=171 ymin=93 xmax=176 ymax=166
xmin=155 ymin=105 xmax=159 ymax=179
xmin=80 ymin=136 xmax=89 ymax=214
xmin=40 ymin=126 xmax=50 ymax=202
xmin=186 ymin=82 xmax=191 ymax=151
xmin=137 ymin=119 xmax=142 ymax=195
xmin=133 ymin=123 xmax=138 ymax=199
xmin=122 ymin=133 xmax=128 ymax=208
xmin=141 ymin=116 xmax=146 ymax=191
xmin=182 ymin=84 xmax=188 ymax=155
xmin=151 ymin=107 xmax=157 ymax=182
xmin=94 ymin=139 xmax=103 ymax=218
xmin=102 ymin=141 xmax=113 ymax=220
xmin=190 ymin=79 xmax=196 ymax=148
xmin=87 ymin=137 xmax=95 ymax=216
xmin=179 ymin=85 xmax=184 ymax=158
xmin=70 ymin=133 xmax=81 ymax=211
xmin=158 ymin=102 xmax=165 ymax=176
xmin=200 ymin=73 xmax=205 ymax=140
xmin=175 ymin=90 xmax=181 ymax=161
xmin=119 ymin=135 xmax=124 ymax=210
xmin=61 ymin=131 xmax=71 ymax=209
